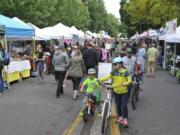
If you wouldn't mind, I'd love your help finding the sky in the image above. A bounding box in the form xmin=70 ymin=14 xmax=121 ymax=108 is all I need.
xmin=103 ymin=0 xmax=121 ymax=19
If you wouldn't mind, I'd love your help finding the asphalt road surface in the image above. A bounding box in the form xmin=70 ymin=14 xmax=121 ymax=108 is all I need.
xmin=0 ymin=70 xmax=179 ymax=135
xmin=121 ymin=70 xmax=180 ymax=135
xmin=0 ymin=76 xmax=83 ymax=135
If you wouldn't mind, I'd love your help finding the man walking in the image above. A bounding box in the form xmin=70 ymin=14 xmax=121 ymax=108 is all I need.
xmin=52 ymin=45 xmax=70 ymax=98
xmin=147 ymin=44 xmax=158 ymax=77
xmin=82 ymin=43 xmax=98 ymax=73
xmin=137 ymin=43 xmax=146 ymax=72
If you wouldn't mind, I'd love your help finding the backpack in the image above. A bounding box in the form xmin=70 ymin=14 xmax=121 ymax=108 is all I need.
xmin=3 ymin=51 xmax=10 ymax=66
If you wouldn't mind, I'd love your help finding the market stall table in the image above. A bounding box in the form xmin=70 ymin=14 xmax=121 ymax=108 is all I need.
xmin=3 ymin=60 xmax=31 ymax=83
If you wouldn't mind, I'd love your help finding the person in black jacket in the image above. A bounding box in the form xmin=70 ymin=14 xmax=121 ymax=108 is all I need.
xmin=82 ymin=43 xmax=98 ymax=73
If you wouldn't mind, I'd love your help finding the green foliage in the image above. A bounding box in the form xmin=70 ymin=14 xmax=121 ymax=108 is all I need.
xmin=53 ymin=0 xmax=90 ymax=30
xmin=120 ymin=0 xmax=180 ymax=36
xmin=0 ymin=0 xmax=121 ymax=37
xmin=84 ymin=0 xmax=107 ymax=32
xmin=104 ymin=14 xmax=120 ymax=37
xmin=0 ymin=0 xmax=58 ymax=27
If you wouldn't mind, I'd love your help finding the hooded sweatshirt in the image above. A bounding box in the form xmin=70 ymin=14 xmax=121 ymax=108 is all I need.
xmin=52 ymin=50 xmax=70 ymax=71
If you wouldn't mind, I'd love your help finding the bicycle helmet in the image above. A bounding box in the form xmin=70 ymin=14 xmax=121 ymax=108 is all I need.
xmin=113 ymin=57 xmax=123 ymax=64
xmin=87 ymin=68 xmax=96 ymax=75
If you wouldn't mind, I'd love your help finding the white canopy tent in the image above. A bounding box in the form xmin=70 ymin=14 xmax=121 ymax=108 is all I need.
xmin=40 ymin=27 xmax=62 ymax=39
xmin=70 ymin=26 xmax=80 ymax=35
xmin=165 ymin=27 xmax=180 ymax=43
xmin=78 ymin=30 xmax=85 ymax=38
xmin=27 ymin=23 xmax=50 ymax=40
xmin=130 ymin=33 xmax=139 ymax=39
xmin=53 ymin=23 xmax=73 ymax=39
xmin=12 ymin=17 xmax=28 ymax=26
xmin=159 ymin=27 xmax=180 ymax=42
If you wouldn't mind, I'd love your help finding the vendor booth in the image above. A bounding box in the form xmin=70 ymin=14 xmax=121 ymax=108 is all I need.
xmin=158 ymin=25 xmax=180 ymax=79
xmin=0 ymin=14 xmax=34 ymax=84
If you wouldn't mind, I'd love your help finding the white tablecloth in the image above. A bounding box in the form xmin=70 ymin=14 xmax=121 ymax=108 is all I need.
xmin=4 ymin=60 xmax=31 ymax=73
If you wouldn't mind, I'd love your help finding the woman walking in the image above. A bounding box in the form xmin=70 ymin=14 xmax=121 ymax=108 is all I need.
xmin=64 ymin=50 xmax=85 ymax=100
xmin=36 ymin=46 xmax=45 ymax=83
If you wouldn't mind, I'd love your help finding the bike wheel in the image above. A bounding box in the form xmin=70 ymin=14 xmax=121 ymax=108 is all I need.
xmin=101 ymin=102 xmax=109 ymax=134
xmin=131 ymin=84 xmax=137 ymax=110
xmin=136 ymin=85 xmax=140 ymax=101
xmin=83 ymin=106 xmax=89 ymax=123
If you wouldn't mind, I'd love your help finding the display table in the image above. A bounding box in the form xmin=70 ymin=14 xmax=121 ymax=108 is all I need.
xmin=3 ymin=60 xmax=31 ymax=83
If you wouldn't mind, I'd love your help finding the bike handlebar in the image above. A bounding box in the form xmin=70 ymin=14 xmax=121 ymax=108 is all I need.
xmin=97 ymin=80 xmax=113 ymax=90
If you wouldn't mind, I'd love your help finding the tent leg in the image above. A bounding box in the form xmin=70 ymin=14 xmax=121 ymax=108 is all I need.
xmin=173 ymin=43 xmax=177 ymax=75
xmin=163 ymin=42 xmax=167 ymax=70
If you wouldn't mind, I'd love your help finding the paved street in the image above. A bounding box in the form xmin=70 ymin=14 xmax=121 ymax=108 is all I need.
xmin=0 ymin=76 xmax=83 ymax=135
xmin=121 ymin=70 xmax=180 ymax=135
xmin=0 ymin=70 xmax=179 ymax=135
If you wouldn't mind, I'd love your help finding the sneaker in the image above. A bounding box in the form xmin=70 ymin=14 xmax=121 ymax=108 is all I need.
xmin=0 ymin=93 xmax=3 ymax=96
xmin=79 ymin=111 xmax=83 ymax=116
xmin=123 ymin=119 xmax=128 ymax=127
xmin=97 ymin=112 xmax=102 ymax=117
xmin=116 ymin=117 xmax=124 ymax=124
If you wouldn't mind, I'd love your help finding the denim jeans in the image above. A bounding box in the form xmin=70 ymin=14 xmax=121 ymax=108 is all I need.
xmin=55 ymin=71 xmax=66 ymax=97
xmin=114 ymin=93 xmax=128 ymax=118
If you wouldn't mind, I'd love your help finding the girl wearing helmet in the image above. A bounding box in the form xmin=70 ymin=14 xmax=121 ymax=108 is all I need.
xmin=99 ymin=57 xmax=132 ymax=127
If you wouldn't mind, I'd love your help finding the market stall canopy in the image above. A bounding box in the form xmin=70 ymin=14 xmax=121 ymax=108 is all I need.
xmin=86 ymin=31 xmax=97 ymax=37
xmin=103 ymin=34 xmax=111 ymax=39
xmin=0 ymin=14 xmax=34 ymax=40
xmin=27 ymin=23 xmax=50 ymax=40
xmin=53 ymin=23 xmax=72 ymax=38
xmin=165 ymin=26 xmax=180 ymax=43
xmin=79 ymin=30 xmax=85 ymax=38
xmin=138 ymin=31 xmax=148 ymax=39
xmin=40 ymin=27 xmax=62 ymax=39
xmin=149 ymin=29 xmax=158 ymax=39
xmin=70 ymin=26 xmax=80 ymax=35
xmin=130 ymin=33 xmax=139 ymax=39
xmin=12 ymin=17 xmax=28 ymax=26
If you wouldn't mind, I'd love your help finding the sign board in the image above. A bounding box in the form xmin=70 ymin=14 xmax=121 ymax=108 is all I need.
xmin=165 ymin=19 xmax=177 ymax=35
xmin=98 ymin=63 xmax=112 ymax=84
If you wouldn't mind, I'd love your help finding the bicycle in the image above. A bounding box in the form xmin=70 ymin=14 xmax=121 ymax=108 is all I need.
xmin=99 ymin=82 xmax=113 ymax=134
xmin=131 ymin=75 xmax=141 ymax=110
xmin=82 ymin=93 xmax=96 ymax=123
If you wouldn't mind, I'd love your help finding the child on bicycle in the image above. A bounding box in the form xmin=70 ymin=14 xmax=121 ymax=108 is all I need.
xmin=80 ymin=68 xmax=102 ymax=116
xmin=134 ymin=60 xmax=143 ymax=83
xmin=98 ymin=57 xmax=132 ymax=127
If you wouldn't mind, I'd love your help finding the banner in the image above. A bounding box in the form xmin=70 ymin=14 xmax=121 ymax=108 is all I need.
xmin=165 ymin=19 xmax=177 ymax=35
xmin=98 ymin=63 xmax=112 ymax=84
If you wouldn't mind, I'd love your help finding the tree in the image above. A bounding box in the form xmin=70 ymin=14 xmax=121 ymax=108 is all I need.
xmin=84 ymin=0 xmax=107 ymax=32
xmin=121 ymin=0 xmax=180 ymax=36
xmin=53 ymin=0 xmax=90 ymax=30
xmin=0 ymin=0 xmax=57 ymax=27
xmin=104 ymin=14 xmax=120 ymax=37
